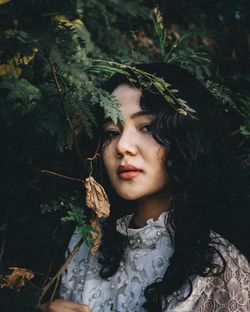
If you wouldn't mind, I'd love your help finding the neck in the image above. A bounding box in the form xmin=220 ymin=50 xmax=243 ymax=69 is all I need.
xmin=132 ymin=190 xmax=171 ymax=228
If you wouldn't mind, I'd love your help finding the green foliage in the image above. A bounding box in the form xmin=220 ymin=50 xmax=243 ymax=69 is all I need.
xmin=41 ymin=195 xmax=95 ymax=246
xmin=238 ymin=96 xmax=250 ymax=137
xmin=205 ymin=80 xmax=250 ymax=138
xmin=204 ymin=80 xmax=236 ymax=109
xmin=153 ymin=8 xmax=211 ymax=78
xmin=61 ymin=207 xmax=95 ymax=246
xmin=166 ymin=44 xmax=211 ymax=78
xmin=84 ymin=59 xmax=197 ymax=116
xmin=0 ymin=73 xmax=41 ymax=124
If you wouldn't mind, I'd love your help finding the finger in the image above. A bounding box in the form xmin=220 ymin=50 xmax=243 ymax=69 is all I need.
xmin=40 ymin=300 xmax=91 ymax=312
xmin=39 ymin=302 xmax=49 ymax=312
xmin=39 ymin=300 xmax=71 ymax=312
xmin=53 ymin=300 xmax=91 ymax=310
xmin=76 ymin=304 xmax=91 ymax=312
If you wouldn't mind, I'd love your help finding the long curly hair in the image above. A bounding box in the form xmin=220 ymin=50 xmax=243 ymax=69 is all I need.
xmin=95 ymin=63 xmax=249 ymax=311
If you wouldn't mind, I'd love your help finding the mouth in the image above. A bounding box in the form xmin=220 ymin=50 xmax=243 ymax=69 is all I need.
xmin=117 ymin=165 xmax=143 ymax=180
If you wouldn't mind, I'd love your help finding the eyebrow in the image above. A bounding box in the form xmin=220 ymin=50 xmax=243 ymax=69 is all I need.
xmin=104 ymin=110 xmax=152 ymax=124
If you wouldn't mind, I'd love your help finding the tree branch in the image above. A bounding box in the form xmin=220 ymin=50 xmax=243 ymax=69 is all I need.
xmin=41 ymin=170 xmax=85 ymax=184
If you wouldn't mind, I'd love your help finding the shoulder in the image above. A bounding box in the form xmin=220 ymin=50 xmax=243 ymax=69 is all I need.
xmin=64 ymin=233 xmax=92 ymax=270
xmin=60 ymin=233 xmax=91 ymax=301
xmin=192 ymin=234 xmax=250 ymax=311
xmin=210 ymin=233 xmax=250 ymax=279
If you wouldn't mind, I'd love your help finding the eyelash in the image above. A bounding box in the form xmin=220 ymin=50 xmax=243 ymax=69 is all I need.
xmin=103 ymin=130 xmax=120 ymax=140
xmin=103 ymin=124 xmax=153 ymax=140
xmin=140 ymin=124 xmax=153 ymax=133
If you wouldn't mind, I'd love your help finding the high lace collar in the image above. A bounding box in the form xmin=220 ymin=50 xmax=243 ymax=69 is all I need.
xmin=116 ymin=211 xmax=170 ymax=248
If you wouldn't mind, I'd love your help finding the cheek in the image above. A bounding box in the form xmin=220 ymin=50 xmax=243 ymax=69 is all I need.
xmin=150 ymin=146 xmax=168 ymax=180
xmin=102 ymin=145 xmax=114 ymax=174
xmin=157 ymin=144 xmax=168 ymax=158
xmin=147 ymin=143 xmax=167 ymax=164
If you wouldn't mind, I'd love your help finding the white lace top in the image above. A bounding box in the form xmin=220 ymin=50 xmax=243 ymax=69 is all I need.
xmin=60 ymin=212 xmax=250 ymax=311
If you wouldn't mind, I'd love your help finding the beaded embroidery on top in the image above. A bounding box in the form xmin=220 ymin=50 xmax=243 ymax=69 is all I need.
xmin=60 ymin=211 xmax=250 ymax=312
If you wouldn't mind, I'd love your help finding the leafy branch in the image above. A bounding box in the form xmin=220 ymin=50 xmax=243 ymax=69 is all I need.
xmin=83 ymin=58 xmax=197 ymax=117
xmin=152 ymin=6 xmax=167 ymax=55
xmin=47 ymin=58 xmax=83 ymax=161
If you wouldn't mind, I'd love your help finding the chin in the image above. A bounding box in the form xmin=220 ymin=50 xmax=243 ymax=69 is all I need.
xmin=115 ymin=189 xmax=141 ymax=201
xmin=118 ymin=193 xmax=139 ymax=201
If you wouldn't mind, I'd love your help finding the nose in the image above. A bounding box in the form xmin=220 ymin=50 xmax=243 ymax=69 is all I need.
xmin=116 ymin=129 xmax=138 ymax=158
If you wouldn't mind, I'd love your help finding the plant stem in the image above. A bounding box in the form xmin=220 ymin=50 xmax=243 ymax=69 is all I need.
xmin=47 ymin=58 xmax=83 ymax=162
xmin=38 ymin=237 xmax=83 ymax=304
xmin=41 ymin=170 xmax=85 ymax=184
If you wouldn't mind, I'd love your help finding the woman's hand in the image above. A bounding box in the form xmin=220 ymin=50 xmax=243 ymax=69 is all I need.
xmin=39 ymin=300 xmax=91 ymax=312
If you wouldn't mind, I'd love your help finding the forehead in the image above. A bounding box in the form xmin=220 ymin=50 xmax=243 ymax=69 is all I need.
xmin=111 ymin=83 xmax=141 ymax=98
xmin=104 ymin=84 xmax=142 ymax=119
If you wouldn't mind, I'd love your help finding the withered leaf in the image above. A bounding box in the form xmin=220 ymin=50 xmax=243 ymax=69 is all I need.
xmin=85 ymin=176 xmax=110 ymax=218
xmin=0 ymin=267 xmax=34 ymax=290
xmin=89 ymin=216 xmax=101 ymax=256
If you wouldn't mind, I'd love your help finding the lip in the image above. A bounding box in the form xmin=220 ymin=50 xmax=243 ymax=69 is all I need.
xmin=117 ymin=164 xmax=142 ymax=180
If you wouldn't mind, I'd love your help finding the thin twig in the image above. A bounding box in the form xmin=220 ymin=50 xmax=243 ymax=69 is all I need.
xmin=41 ymin=245 xmax=60 ymax=288
xmin=39 ymin=237 xmax=83 ymax=303
xmin=0 ymin=238 xmax=6 ymax=265
xmin=0 ymin=208 xmax=8 ymax=265
xmin=5 ymin=176 xmax=43 ymax=194
xmin=41 ymin=170 xmax=85 ymax=184
xmin=47 ymin=58 xmax=83 ymax=161
xmin=231 ymin=128 xmax=241 ymax=136
xmin=86 ymin=138 xmax=101 ymax=161
xmin=50 ymin=277 xmax=60 ymax=301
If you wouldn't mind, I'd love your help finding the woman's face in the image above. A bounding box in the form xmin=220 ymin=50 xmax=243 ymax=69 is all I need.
xmin=102 ymin=84 xmax=168 ymax=201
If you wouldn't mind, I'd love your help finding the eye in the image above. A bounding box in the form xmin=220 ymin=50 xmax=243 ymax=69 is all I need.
xmin=140 ymin=124 xmax=153 ymax=133
xmin=103 ymin=129 xmax=120 ymax=141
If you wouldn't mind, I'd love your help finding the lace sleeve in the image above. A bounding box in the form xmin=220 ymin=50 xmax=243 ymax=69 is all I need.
xmin=163 ymin=238 xmax=250 ymax=312
xmin=192 ymin=243 xmax=250 ymax=312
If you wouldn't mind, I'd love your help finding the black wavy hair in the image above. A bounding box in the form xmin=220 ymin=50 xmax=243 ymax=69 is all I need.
xmin=95 ymin=63 xmax=249 ymax=311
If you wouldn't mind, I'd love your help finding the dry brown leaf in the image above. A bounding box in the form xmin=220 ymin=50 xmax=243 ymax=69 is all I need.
xmin=0 ymin=267 xmax=34 ymax=290
xmin=0 ymin=0 xmax=11 ymax=5
xmin=89 ymin=216 xmax=101 ymax=256
xmin=85 ymin=176 xmax=110 ymax=218
xmin=202 ymin=36 xmax=216 ymax=47
xmin=85 ymin=176 xmax=110 ymax=255
xmin=167 ymin=28 xmax=181 ymax=41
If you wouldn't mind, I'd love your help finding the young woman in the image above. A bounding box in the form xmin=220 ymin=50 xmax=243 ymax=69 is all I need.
xmin=42 ymin=63 xmax=250 ymax=312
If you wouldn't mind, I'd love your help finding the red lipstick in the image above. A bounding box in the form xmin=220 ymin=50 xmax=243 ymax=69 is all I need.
xmin=117 ymin=164 xmax=142 ymax=180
